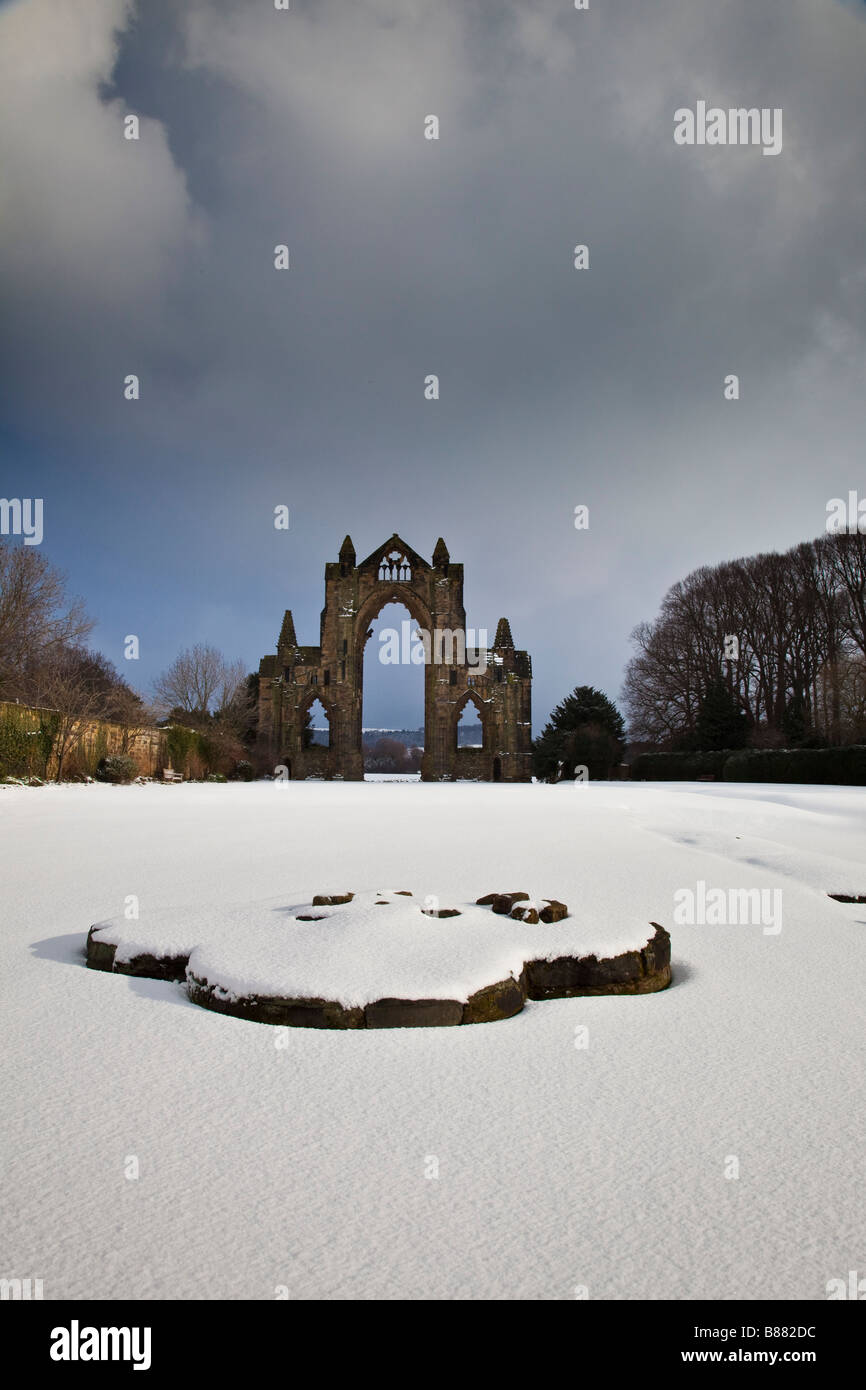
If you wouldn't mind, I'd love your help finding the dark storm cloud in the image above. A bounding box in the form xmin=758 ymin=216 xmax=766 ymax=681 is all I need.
xmin=0 ymin=0 xmax=864 ymax=726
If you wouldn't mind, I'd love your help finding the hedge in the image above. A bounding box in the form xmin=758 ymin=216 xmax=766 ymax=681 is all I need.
xmin=630 ymin=746 xmax=866 ymax=785
xmin=721 ymin=746 xmax=866 ymax=786
xmin=629 ymin=750 xmax=733 ymax=781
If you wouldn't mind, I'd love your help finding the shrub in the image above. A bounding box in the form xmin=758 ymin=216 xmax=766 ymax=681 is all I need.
xmin=0 ymin=706 xmax=40 ymax=779
xmin=95 ymin=754 xmax=139 ymax=784
xmin=36 ymin=712 xmax=59 ymax=778
xmin=164 ymin=723 xmax=246 ymax=780
xmin=533 ymin=686 xmax=626 ymax=781
xmin=88 ymin=728 xmax=110 ymax=776
xmin=165 ymin=725 xmax=201 ymax=774
xmin=199 ymin=727 xmax=244 ymax=778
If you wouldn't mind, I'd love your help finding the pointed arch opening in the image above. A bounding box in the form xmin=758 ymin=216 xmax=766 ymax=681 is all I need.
xmin=304 ymin=696 xmax=331 ymax=749
xmin=456 ymin=693 xmax=485 ymax=750
xmin=360 ymin=601 xmax=425 ymax=779
xmin=453 ymin=689 xmax=488 ymax=752
xmin=453 ymin=689 xmax=489 ymax=781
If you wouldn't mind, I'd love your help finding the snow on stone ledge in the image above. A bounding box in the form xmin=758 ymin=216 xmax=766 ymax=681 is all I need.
xmin=87 ymin=888 xmax=671 ymax=1023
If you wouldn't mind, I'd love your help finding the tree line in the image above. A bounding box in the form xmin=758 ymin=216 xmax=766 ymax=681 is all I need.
xmin=532 ymin=531 xmax=866 ymax=782
xmin=622 ymin=532 xmax=866 ymax=749
xmin=7 ymin=525 xmax=865 ymax=784
xmin=0 ymin=538 xmax=256 ymax=780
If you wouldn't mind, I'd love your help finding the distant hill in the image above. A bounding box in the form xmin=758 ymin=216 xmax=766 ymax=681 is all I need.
xmin=309 ymin=725 xmax=484 ymax=749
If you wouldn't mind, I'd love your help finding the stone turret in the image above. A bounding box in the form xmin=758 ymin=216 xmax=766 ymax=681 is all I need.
xmin=278 ymin=610 xmax=297 ymax=649
xmin=494 ymin=617 xmax=514 ymax=649
xmin=432 ymin=537 xmax=450 ymax=571
xmin=339 ymin=535 xmax=356 ymax=575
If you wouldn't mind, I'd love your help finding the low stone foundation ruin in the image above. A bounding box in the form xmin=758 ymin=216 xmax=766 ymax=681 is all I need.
xmin=86 ymin=888 xmax=672 ymax=1029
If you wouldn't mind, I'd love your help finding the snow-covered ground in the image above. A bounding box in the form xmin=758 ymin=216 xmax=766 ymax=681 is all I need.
xmin=1 ymin=779 xmax=863 ymax=1300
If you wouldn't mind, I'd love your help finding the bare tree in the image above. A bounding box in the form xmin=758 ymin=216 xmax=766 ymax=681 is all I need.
xmin=25 ymin=647 xmax=113 ymax=782
xmin=215 ymin=657 xmax=249 ymax=717
xmin=153 ymin=644 xmax=246 ymax=718
xmin=622 ymin=531 xmax=866 ymax=748
xmin=63 ymin=650 xmax=153 ymax=751
xmin=826 ymin=532 xmax=866 ymax=659
xmin=0 ymin=539 xmax=92 ymax=699
xmin=817 ymin=652 xmax=866 ymax=744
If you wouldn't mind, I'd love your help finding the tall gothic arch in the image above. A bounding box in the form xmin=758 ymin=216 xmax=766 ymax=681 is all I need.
xmin=257 ymin=533 xmax=532 ymax=781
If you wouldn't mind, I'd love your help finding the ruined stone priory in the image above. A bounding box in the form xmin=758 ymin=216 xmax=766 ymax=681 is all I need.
xmin=257 ymin=534 xmax=532 ymax=781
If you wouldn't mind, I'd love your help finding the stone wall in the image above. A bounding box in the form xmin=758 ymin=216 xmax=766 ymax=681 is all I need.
xmin=0 ymin=701 xmax=166 ymax=779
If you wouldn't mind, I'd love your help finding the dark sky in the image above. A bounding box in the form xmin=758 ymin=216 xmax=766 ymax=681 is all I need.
xmin=1 ymin=0 xmax=864 ymax=729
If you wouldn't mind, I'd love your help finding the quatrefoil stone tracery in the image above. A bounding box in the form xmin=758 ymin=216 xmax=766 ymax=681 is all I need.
xmin=378 ymin=551 xmax=411 ymax=582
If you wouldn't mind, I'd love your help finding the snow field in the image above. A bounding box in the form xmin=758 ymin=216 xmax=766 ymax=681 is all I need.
xmin=1 ymin=779 xmax=863 ymax=1300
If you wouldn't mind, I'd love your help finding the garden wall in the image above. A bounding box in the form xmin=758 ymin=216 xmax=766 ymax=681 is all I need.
xmin=0 ymin=701 xmax=166 ymax=780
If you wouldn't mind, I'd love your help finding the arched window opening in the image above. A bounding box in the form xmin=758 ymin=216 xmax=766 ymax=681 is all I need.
xmin=456 ymin=699 xmax=484 ymax=750
xmin=304 ymin=698 xmax=330 ymax=749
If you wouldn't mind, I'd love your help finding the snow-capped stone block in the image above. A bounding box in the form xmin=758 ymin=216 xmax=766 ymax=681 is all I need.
xmin=463 ymin=975 xmax=526 ymax=1024
xmin=526 ymin=924 xmax=671 ymax=998
xmin=510 ymin=903 xmax=539 ymax=924
xmin=365 ymin=997 xmax=464 ymax=1028
xmin=488 ymin=892 xmax=530 ymax=914
xmin=85 ymin=890 xmax=671 ymax=1028
xmin=85 ymin=924 xmax=117 ymax=972
xmin=539 ymin=899 xmax=568 ymax=923
xmin=186 ymin=975 xmax=365 ymax=1029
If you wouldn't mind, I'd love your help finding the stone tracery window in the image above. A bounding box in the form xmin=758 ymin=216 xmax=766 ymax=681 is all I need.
xmin=378 ymin=550 xmax=411 ymax=582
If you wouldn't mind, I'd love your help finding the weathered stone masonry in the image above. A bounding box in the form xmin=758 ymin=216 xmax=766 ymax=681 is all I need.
xmin=257 ymin=534 xmax=532 ymax=781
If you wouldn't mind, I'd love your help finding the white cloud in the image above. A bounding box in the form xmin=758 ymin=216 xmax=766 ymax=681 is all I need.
xmin=182 ymin=0 xmax=470 ymax=166
xmin=0 ymin=0 xmax=202 ymax=320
